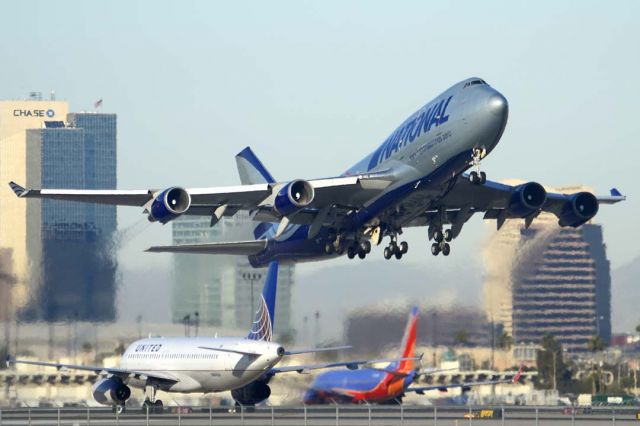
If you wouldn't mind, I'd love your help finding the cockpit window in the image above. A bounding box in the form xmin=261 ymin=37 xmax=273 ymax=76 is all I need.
xmin=463 ymin=79 xmax=487 ymax=88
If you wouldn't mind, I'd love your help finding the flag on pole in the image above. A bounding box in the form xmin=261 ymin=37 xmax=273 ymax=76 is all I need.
xmin=94 ymin=98 xmax=103 ymax=109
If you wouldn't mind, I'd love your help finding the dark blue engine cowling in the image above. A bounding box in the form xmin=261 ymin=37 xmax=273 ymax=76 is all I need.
xmin=274 ymin=179 xmax=314 ymax=216
xmin=148 ymin=187 xmax=191 ymax=224
xmin=91 ymin=378 xmax=131 ymax=405
xmin=507 ymin=182 xmax=547 ymax=217
xmin=558 ymin=192 xmax=599 ymax=227
xmin=231 ymin=380 xmax=271 ymax=405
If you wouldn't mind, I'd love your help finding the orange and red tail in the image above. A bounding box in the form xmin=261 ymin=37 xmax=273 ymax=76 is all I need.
xmin=396 ymin=306 xmax=419 ymax=373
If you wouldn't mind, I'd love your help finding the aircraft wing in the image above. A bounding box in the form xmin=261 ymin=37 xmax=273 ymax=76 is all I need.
xmin=269 ymin=356 xmax=421 ymax=375
xmin=408 ymin=366 xmax=523 ymax=394
xmin=6 ymin=357 xmax=179 ymax=385
xmin=405 ymin=175 xmax=625 ymax=236
xmin=8 ymin=172 xmax=393 ymax=223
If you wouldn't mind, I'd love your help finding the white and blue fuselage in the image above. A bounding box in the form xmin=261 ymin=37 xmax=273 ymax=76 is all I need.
xmin=249 ymin=78 xmax=508 ymax=266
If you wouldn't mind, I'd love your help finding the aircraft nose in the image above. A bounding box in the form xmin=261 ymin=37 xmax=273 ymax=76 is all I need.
xmin=487 ymin=92 xmax=508 ymax=117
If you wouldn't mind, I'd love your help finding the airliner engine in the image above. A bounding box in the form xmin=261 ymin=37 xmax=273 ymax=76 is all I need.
xmin=507 ymin=182 xmax=546 ymax=217
xmin=148 ymin=187 xmax=191 ymax=223
xmin=558 ymin=192 xmax=599 ymax=227
xmin=273 ymin=179 xmax=314 ymax=216
xmin=91 ymin=378 xmax=131 ymax=406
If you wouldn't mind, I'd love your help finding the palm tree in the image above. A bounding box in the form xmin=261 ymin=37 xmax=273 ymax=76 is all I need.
xmin=454 ymin=329 xmax=469 ymax=346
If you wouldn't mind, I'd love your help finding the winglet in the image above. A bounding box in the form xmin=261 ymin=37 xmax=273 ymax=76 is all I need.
xmin=8 ymin=181 xmax=28 ymax=197
xmin=610 ymin=188 xmax=623 ymax=197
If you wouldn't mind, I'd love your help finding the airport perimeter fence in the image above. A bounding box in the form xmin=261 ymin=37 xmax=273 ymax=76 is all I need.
xmin=0 ymin=404 xmax=639 ymax=425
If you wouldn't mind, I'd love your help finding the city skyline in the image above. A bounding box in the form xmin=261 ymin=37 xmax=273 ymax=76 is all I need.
xmin=0 ymin=1 xmax=637 ymax=339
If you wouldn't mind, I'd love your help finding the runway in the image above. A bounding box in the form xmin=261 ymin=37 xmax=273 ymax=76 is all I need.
xmin=0 ymin=405 xmax=638 ymax=425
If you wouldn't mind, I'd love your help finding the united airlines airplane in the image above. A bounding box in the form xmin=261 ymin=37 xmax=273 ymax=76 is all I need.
xmin=303 ymin=307 xmax=523 ymax=404
xmin=7 ymin=262 xmax=405 ymax=413
xmin=9 ymin=78 xmax=625 ymax=266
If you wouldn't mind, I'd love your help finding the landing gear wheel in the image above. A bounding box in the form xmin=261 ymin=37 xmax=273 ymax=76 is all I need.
xmin=384 ymin=247 xmax=392 ymax=260
xmin=347 ymin=247 xmax=356 ymax=259
xmin=431 ymin=243 xmax=441 ymax=256
xmin=469 ymin=171 xmax=479 ymax=184
xmin=358 ymin=250 xmax=366 ymax=259
xmin=154 ymin=400 xmax=163 ymax=414
xmin=394 ymin=250 xmax=403 ymax=260
xmin=442 ymin=243 xmax=451 ymax=256
xmin=400 ymin=241 xmax=408 ymax=254
xmin=444 ymin=229 xmax=453 ymax=242
xmin=434 ymin=230 xmax=444 ymax=243
xmin=479 ymin=171 xmax=487 ymax=184
xmin=360 ymin=240 xmax=371 ymax=254
xmin=324 ymin=243 xmax=334 ymax=254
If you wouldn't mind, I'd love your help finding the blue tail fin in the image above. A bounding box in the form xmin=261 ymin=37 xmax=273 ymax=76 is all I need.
xmin=235 ymin=147 xmax=275 ymax=185
xmin=247 ymin=261 xmax=278 ymax=341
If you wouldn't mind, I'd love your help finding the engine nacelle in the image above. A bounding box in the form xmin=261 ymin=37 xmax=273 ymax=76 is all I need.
xmin=558 ymin=192 xmax=599 ymax=227
xmin=91 ymin=378 xmax=131 ymax=406
xmin=507 ymin=182 xmax=546 ymax=218
xmin=148 ymin=187 xmax=191 ymax=224
xmin=274 ymin=179 xmax=314 ymax=216
xmin=231 ymin=380 xmax=271 ymax=406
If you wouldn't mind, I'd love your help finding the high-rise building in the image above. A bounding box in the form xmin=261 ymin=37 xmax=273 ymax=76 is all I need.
xmin=483 ymin=183 xmax=612 ymax=352
xmin=171 ymin=213 xmax=295 ymax=338
xmin=0 ymin=99 xmax=117 ymax=322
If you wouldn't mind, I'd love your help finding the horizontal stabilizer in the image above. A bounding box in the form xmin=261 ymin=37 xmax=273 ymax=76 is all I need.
xmin=146 ymin=240 xmax=267 ymax=255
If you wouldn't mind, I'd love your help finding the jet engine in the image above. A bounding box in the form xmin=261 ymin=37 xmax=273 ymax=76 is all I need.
xmin=558 ymin=192 xmax=599 ymax=227
xmin=91 ymin=378 xmax=131 ymax=406
xmin=507 ymin=182 xmax=547 ymax=217
xmin=231 ymin=380 xmax=271 ymax=406
xmin=273 ymin=179 xmax=314 ymax=216
xmin=148 ymin=187 xmax=191 ymax=224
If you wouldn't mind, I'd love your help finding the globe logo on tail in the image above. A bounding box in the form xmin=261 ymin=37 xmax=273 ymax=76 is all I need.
xmin=248 ymin=295 xmax=272 ymax=342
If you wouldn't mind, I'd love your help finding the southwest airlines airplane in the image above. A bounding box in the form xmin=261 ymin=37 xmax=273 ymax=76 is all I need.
xmin=304 ymin=307 xmax=523 ymax=404
xmin=8 ymin=262 xmax=406 ymax=413
xmin=9 ymin=78 xmax=625 ymax=266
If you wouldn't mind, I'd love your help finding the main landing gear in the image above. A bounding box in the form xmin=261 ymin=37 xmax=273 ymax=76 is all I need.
xmin=469 ymin=147 xmax=487 ymax=185
xmin=142 ymin=386 xmax=163 ymax=414
xmin=383 ymin=236 xmax=408 ymax=260
xmin=430 ymin=228 xmax=453 ymax=256
xmin=347 ymin=240 xmax=371 ymax=260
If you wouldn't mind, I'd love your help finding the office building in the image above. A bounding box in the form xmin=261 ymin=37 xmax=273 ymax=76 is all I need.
xmin=483 ymin=183 xmax=612 ymax=352
xmin=171 ymin=213 xmax=295 ymax=338
xmin=0 ymin=98 xmax=117 ymax=322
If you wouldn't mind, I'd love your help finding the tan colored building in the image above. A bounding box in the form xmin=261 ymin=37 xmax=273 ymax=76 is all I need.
xmin=0 ymin=100 xmax=69 ymax=312
xmin=483 ymin=182 xmax=612 ymax=352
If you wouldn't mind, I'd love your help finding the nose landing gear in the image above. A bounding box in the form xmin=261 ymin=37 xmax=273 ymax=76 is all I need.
xmin=469 ymin=148 xmax=487 ymax=185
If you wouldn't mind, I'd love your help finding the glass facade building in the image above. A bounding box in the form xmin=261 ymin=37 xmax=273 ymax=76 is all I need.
xmin=0 ymin=105 xmax=117 ymax=322
xmin=171 ymin=213 xmax=295 ymax=338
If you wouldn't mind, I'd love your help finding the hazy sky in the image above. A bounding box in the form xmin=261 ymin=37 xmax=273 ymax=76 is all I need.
xmin=1 ymin=1 xmax=638 ymax=333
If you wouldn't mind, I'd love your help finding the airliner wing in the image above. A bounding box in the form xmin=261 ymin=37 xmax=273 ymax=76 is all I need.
xmin=8 ymin=172 xmax=392 ymax=223
xmin=270 ymin=356 xmax=421 ymax=374
xmin=408 ymin=366 xmax=523 ymax=394
xmin=7 ymin=357 xmax=178 ymax=385
xmin=406 ymin=176 xmax=625 ymax=235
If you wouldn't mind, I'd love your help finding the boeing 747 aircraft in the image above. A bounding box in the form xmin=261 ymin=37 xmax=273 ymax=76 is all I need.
xmin=7 ymin=262 xmax=407 ymax=413
xmin=303 ymin=307 xmax=523 ymax=404
xmin=9 ymin=78 xmax=625 ymax=266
